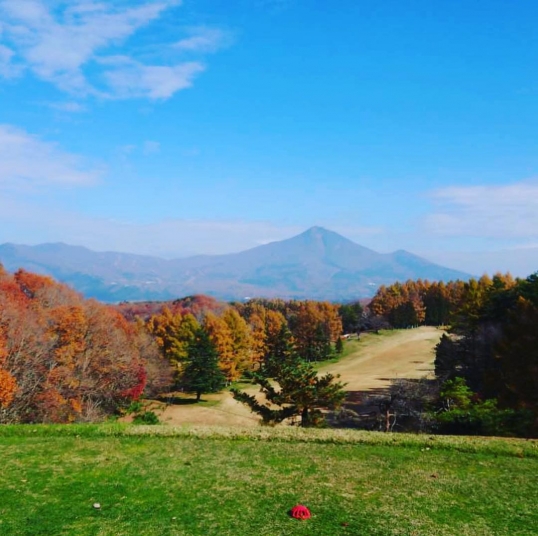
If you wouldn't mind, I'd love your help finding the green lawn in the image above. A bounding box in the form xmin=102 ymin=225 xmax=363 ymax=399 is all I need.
xmin=1 ymin=425 xmax=537 ymax=535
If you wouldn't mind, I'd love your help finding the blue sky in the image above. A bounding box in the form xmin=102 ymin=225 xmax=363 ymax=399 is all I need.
xmin=1 ymin=0 xmax=537 ymax=276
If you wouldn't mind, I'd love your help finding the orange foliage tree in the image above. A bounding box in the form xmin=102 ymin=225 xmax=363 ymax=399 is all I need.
xmin=203 ymin=311 xmax=237 ymax=382
xmin=0 ymin=267 xmax=165 ymax=423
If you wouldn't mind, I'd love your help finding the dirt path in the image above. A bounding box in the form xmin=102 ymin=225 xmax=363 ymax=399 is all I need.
xmin=319 ymin=326 xmax=444 ymax=392
xmin=150 ymin=327 xmax=443 ymax=426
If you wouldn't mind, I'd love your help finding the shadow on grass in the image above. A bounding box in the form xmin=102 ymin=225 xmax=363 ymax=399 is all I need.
xmin=154 ymin=396 xmax=203 ymax=405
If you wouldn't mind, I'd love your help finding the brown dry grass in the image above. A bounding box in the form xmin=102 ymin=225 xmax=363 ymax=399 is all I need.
xmin=157 ymin=393 xmax=260 ymax=426
xmin=319 ymin=326 xmax=443 ymax=392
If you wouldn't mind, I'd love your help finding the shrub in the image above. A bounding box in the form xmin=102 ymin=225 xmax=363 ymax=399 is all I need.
xmin=132 ymin=411 xmax=160 ymax=425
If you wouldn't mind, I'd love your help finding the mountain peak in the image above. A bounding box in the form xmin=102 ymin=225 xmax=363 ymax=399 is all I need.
xmin=0 ymin=229 xmax=472 ymax=302
xmin=297 ymin=226 xmax=349 ymax=243
xmin=301 ymin=226 xmax=333 ymax=237
xmin=304 ymin=225 xmax=328 ymax=234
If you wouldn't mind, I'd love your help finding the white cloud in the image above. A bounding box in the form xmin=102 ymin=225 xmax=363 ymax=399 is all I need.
xmin=424 ymin=180 xmax=538 ymax=240
xmin=49 ymin=101 xmax=87 ymax=112
xmin=0 ymin=43 xmax=19 ymax=77
xmin=102 ymin=56 xmax=204 ymax=99
xmin=0 ymin=124 xmax=101 ymax=188
xmin=0 ymin=0 xmax=219 ymax=100
xmin=174 ymin=26 xmax=231 ymax=53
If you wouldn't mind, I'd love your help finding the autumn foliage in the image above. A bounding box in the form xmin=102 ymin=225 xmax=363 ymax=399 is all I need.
xmin=0 ymin=266 xmax=170 ymax=423
xmin=369 ymin=279 xmax=464 ymax=328
xmin=141 ymin=297 xmax=344 ymax=392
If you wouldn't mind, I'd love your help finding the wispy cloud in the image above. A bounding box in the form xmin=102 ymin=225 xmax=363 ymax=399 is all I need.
xmin=0 ymin=0 xmax=225 ymax=100
xmin=100 ymin=56 xmax=204 ymax=99
xmin=0 ymin=124 xmax=101 ymax=189
xmin=174 ymin=26 xmax=232 ymax=53
xmin=48 ymin=101 xmax=87 ymax=113
xmin=0 ymin=43 xmax=19 ymax=77
xmin=0 ymin=199 xmax=305 ymax=257
xmin=424 ymin=180 xmax=538 ymax=240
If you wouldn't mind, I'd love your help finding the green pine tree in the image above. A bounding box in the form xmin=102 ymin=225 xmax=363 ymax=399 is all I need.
xmin=232 ymin=354 xmax=346 ymax=427
xmin=181 ymin=328 xmax=225 ymax=401
xmin=263 ymin=323 xmax=296 ymax=377
xmin=335 ymin=336 xmax=344 ymax=354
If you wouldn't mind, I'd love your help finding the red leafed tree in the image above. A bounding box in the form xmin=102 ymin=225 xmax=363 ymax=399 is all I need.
xmin=0 ymin=329 xmax=17 ymax=409
xmin=0 ymin=265 xmax=153 ymax=423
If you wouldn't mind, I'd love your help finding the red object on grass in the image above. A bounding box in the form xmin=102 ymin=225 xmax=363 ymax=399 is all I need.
xmin=290 ymin=504 xmax=311 ymax=520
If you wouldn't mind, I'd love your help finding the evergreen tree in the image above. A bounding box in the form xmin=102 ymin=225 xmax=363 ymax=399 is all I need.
xmin=232 ymin=354 xmax=346 ymax=427
xmin=335 ymin=336 xmax=344 ymax=354
xmin=263 ymin=323 xmax=296 ymax=377
xmin=339 ymin=302 xmax=363 ymax=333
xmin=181 ymin=328 xmax=225 ymax=401
xmin=495 ymin=297 xmax=538 ymax=432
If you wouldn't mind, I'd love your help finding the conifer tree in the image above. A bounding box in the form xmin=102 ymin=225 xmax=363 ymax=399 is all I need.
xmin=262 ymin=323 xmax=296 ymax=377
xmin=335 ymin=336 xmax=344 ymax=354
xmin=232 ymin=353 xmax=346 ymax=427
xmin=181 ymin=328 xmax=225 ymax=401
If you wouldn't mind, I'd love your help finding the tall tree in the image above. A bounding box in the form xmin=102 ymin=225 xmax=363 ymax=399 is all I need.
xmin=495 ymin=297 xmax=538 ymax=430
xmin=203 ymin=311 xmax=236 ymax=382
xmin=247 ymin=312 xmax=267 ymax=370
xmin=290 ymin=301 xmax=340 ymax=362
xmin=263 ymin=322 xmax=296 ymax=377
xmin=181 ymin=328 xmax=225 ymax=402
xmin=146 ymin=309 xmax=200 ymax=368
xmin=222 ymin=308 xmax=253 ymax=375
xmin=339 ymin=302 xmax=363 ymax=334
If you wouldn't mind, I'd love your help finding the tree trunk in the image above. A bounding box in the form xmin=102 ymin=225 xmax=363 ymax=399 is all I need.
xmin=301 ymin=407 xmax=310 ymax=427
xmin=196 ymin=391 xmax=201 ymax=402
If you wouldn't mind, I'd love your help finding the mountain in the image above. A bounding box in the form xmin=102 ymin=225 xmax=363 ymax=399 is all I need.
xmin=0 ymin=227 xmax=471 ymax=302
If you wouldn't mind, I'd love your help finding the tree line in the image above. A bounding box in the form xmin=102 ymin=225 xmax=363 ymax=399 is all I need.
xmin=145 ymin=298 xmax=345 ymax=386
xmin=367 ymin=272 xmax=538 ymax=437
xmin=5 ymin=261 xmax=535 ymax=435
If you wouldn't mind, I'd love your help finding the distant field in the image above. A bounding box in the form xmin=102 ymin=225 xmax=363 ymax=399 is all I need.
xmin=150 ymin=328 xmax=443 ymax=427
xmin=1 ymin=425 xmax=537 ymax=536
xmin=319 ymin=326 xmax=443 ymax=391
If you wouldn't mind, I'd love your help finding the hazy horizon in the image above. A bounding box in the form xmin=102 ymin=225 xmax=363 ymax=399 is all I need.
xmin=3 ymin=226 xmax=537 ymax=279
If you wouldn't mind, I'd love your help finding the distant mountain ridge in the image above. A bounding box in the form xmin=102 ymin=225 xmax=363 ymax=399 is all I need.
xmin=0 ymin=227 xmax=471 ymax=302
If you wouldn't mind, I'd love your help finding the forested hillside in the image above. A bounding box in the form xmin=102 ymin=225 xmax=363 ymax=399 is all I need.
xmin=369 ymin=272 xmax=538 ymax=436
xmin=2 ymin=260 xmax=536 ymax=437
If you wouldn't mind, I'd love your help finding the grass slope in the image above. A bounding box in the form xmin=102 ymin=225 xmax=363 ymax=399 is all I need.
xmin=1 ymin=425 xmax=537 ymax=535
xmin=318 ymin=327 xmax=443 ymax=391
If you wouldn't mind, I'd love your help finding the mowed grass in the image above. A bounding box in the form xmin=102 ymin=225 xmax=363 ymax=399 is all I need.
xmin=318 ymin=327 xmax=443 ymax=392
xmin=1 ymin=425 xmax=538 ymax=535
